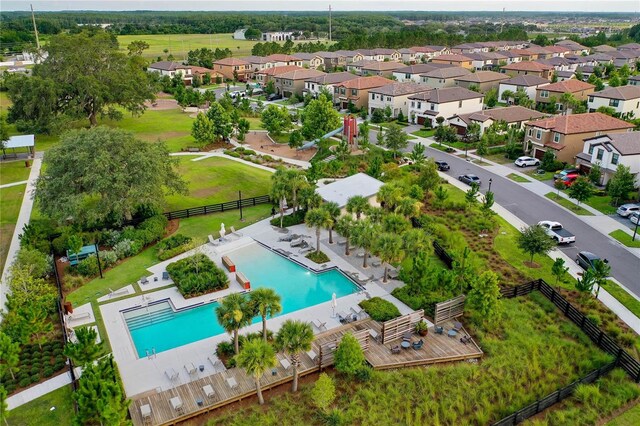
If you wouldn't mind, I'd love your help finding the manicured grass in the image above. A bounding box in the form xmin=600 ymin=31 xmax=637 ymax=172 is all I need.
xmin=7 ymin=385 xmax=74 ymax=426
xmin=0 ymin=91 xmax=12 ymax=114
xmin=545 ymin=192 xmax=594 ymax=216
xmin=268 ymin=132 xmax=290 ymax=144
xmin=525 ymin=169 xmax=555 ymax=181
xmin=606 ymin=402 xmax=640 ymax=425
xmin=429 ymin=142 xmax=456 ymax=153
xmin=507 ymin=173 xmax=531 ymax=183
xmin=585 ymin=193 xmax=637 ymax=216
xmin=0 ymin=160 xmax=31 ymax=185
xmin=244 ymin=116 xmax=266 ymax=131
xmin=483 ymin=153 xmax=513 ymax=165
xmin=0 ymin=184 xmax=26 ymax=271
xmin=67 ymin=205 xmax=271 ymax=306
xmin=609 ymin=230 xmax=640 ymax=248
xmin=411 ymin=129 xmax=435 ymax=138
xmin=165 ymin=156 xmax=272 ymax=211
xmin=605 ymin=280 xmax=640 ymax=319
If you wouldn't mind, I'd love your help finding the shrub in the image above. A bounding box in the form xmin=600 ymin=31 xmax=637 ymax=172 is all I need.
xmin=43 ymin=367 xmax=55 ymax=378
xmin=53 ymin=362 xmax=65 ymax=371
xmin=270 ymin=210 xmax=306 ymax=228
xmin=359 ymin=297 xmax=401 ymax=322
xmin=157 ymin=234 xmax=192 ymax=251
xmin=76 ymin=255 xmax=99 ymax=277
xmin=15 ymin=247 xmax=53 ymax=278
xmin=166 ymin=254 xmax=230 ymax=297
xmin=30 ymin=373 xmax=41 ymax=384
xmin=138 ymin=215 xmax=168 ymax=242
xmin=99 ymin=250 xmax=118 ymax=268
xmin=19 ymin=378 xmax=30 ymax=388
xmin=242 ymin=149 xmax=256 ymax=156
xmin=158 ymin=243 xmax=195 ymax=261
xmin=306 ymin=251 xmax=330 ymax=264
xmin=63 ymin=274 xmax=85 ymax=292
xmin=216 ymin=341 xmax=235 ymax=357
xmin=114 ymin=239 xmax=135 ymax=259
xmin=355 ymin=366 xmax=373 ymax=382
xmin=100 ymin=229 xmax=121 ymax=247
xmin=334 ymin=333 xmax=366 ymax=376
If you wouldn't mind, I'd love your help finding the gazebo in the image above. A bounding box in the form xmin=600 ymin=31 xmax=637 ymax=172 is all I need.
xmin=2 ymin=134 xmax=35 ymax=159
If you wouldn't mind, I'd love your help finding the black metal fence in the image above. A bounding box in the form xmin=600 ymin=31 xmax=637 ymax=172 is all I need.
xmin=432 ymin=240 xmax=454 ymax=269
xmin=164 ymin=194 xmax=271 ymax=221
xmin=492 ymin=361 xmax=617 ymax=426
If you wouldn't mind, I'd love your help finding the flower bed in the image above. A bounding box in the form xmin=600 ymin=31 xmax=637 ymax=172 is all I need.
xmin=166 ymin=253 xmax=229 ymax=298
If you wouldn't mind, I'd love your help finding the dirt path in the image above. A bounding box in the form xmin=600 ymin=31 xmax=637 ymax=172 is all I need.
xmin=243 ymin=131 xmax=317 ymax=162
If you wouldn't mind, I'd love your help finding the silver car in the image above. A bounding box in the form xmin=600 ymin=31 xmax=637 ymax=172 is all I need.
xmin=630 ymin=211 xmax=640 ymax=225
xmin=616 ymin=203 xmax=640 ymax=217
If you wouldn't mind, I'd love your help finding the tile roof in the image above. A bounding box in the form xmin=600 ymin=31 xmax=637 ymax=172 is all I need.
xmin=421 ymin=66 xmax=471 ymax=79
xmin=555 ymin=40 xmax=588 ymax=50
xmin=361 ymin=62 xmax=405 ymax=71
xmin=350 ymin=59 xmax=380 ymax=67
xmin=369 ymin=82 xmax=432 ymax=96
xmin=526 ymin=112 xmax=633 ymax=134
xmin=538 ymin=79 xmax=594 ymax=93
xmin=214 ymin=57 xmax=249 ymax=66
xmin=545 ymin=45 xmax=573 ymax=54
xmin=453 ymin=70 xmax=510 ymax=83
xmin=433 ymin=54 xmax=473 ymax=62
xmin=501 ymin=61 xmax=554 ymax=72
xmin=292 ymin=53 xmax=322 ymax=60
xmin=242 ymin=55 xmax=271 ymax=64
xmin=257 ymin=65 xmax=304 ymax=76
xmin=334 ymin=76 xmax=392 ymax=90
xmin=266 ymin=54 xmax=301 ymax=62
xmin=148 ymin=61 xmax=188 ymax=71
xmin=555 ymin=70 xmax=575 ymax=78
xmin=605 ymin=133 xmax=640 ymax=155
xmin=618 ymin=43 xmax=640 ymax=50
xmin=593 ymin=44 xmax=617 ymax=52
xmin=305 ymin=71 xmax=360 ymax=85
xmin=408 ymin=86 xmax=484 ymax=103
xmin=454 ymin=106 xmax=548 ymax=125
xmin=276 ymin=69 xmax=326 ymax=81
xmin=408 ymin=46 xmax=437 ymax=53
xmin=591 ymin=86 xmax=640 ymax=101
xmin=501 ymin=75 xmax=551 ymax=86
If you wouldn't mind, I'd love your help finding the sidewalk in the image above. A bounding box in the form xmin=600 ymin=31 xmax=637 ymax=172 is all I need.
xmin=6 ymin=371 xmax=73 ymax=410
xmin=0 ymin=180 xmax=28 ymax=189
xmin=0 ymin=156 xmax=42 ymax=318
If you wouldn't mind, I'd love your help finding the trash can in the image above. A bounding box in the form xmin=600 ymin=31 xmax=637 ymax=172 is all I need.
xmin=25 ymin=160 xmax=32 ymax=168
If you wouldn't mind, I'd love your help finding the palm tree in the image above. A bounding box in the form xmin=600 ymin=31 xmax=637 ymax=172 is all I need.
xmin=375 ymin=233 xmax=404 ymax=283
xmin=346 ymin=195 xmax=369 ymax=220
xmin=271 ymin=168 xmax=290 ymax=228
xmin=286 ymin=169 xmax=308 ymax=212
xmin=377 ymin=183 xmax=402 ymax=210
xmin=402 ymin=229 xmax=429 ymax=270
xmin=275 ymin=320 xmax=314 ymax=392
xmin=365 ymin=206 xmax=384 ymax=224
xmin=335 ymin=215 xmax=355 ymax=255
xmin=216 ymin=293 xmax=253 ymax=354
xmin=394 ymin=197 xmax=423 ymax=219
xmin=305 ymin=208 xmax=332 ymax=254
xmin=591 ymin=259 xmax=611 ymax=298
xmin=382 ymin=213 xmax=410 ymax=234
xmin=322 ymin=202 xmax=341 ymax=244
xmin=352 ymin=219 xmax=378 ymax=268
xmin=235 ymin=338 xmax=276 ymax=405
xmin=249 ymin=288 xmax=282 ymax=341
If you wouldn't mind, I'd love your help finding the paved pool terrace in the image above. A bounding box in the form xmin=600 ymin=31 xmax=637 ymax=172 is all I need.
xmin=99 ymin=218 xmax=413 ymax=397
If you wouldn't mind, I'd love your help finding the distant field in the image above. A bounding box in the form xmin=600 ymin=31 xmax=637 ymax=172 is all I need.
xmin=117 ymin=33 xmax=318 ymax=59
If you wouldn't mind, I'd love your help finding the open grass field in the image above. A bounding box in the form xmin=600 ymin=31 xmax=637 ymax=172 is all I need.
xmin=0 ymin=160 xmax=31 ymax=185
xmin=165 ymin=156 xmax=272 ymax=211
xmin=6 ymin=385 xmax=74 ymax=426
xmin=0 ymin=184 xmax=26 ymax=271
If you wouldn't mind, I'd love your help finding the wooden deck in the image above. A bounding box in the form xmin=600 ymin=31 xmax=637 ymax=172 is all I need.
xmin=128 ymin=319 xmax=482 ymax=426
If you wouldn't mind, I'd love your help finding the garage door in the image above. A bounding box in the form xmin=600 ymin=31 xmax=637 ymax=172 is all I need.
xmin=451 ymin=124 xmax=466 ymax=135
xmin=417 ymin=116 xmax=426 ymax=125
xmin=533 ymin=148 xmax=546 ymax=160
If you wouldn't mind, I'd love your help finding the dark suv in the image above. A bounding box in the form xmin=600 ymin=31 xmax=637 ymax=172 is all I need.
xmin=435 ymin=161 xmax=450 ymax=171
xmin=575 ymin=251 xmax=608 ymax=270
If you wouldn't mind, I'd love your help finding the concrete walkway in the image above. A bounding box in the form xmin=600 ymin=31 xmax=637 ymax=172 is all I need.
xmin=0 ymin=156 xmax=42 ymax=318
xmin=6 ymin=370 xmax=74 ymax=410
xmin=0 ymin=180 xmax=28 ymax=189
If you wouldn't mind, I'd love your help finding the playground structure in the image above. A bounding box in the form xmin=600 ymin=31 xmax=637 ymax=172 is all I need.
xmin=298 ymin=115 xmax=359 ymax=151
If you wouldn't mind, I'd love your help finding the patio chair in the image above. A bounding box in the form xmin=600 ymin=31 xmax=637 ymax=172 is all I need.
xmin=226 ymin=377 xmax=238 ymax=389
xmin=351 ymin=305 xmax=365 ymax=319
xmin=368 ymin=329 xmax=381 ymax=343
xmin=307 ymin=349 xmax=318 ymax=361
xmin=162 ymin=271 xmax=169 ymax=280
xmin=299 ymin=245 xmax=315 ymax=255
xmin=371 ymin=259 xmax=382 ymax=267
xmin=356 ymin=251 xmax=365 ymax=258
xmin=278 ymin=233 xmax=297 ymax=242
xmin=140 ymin=404 xmax=152 ymax=425
xmin=170 ymin=396 xmax=184 ymax=414
xmin=280 ymin=357 xmax=292 ymax=370
xmin=391 ymin=345 xmax=401 ymax=354
xmin=402 ymin=331 xmax=413 ymax=342
xmin=184 ymin=363 xmax=197 ymax=375
xmin=208 ymin=235 xmax=219 ymax=246
xmin=312 ymin=319 xmax=327 ymax=331
xmin=203 ymin=384 xmax=215 ymax=399
xmin=453 ymin=321 xmax=463 ymax=332
xmin=164 ymin=368 xmax=179 ymax=381
xmin=412 ymin=339 xmax=424 ymax=350
xmin=140 ymin=276 xmax=149 ymax=285
xmin=460 ymin=335 xmax=472 ymax=345
xmin=337 ymin=239 xmax=347 ymax=245
xmin=290 ymin=237 xmax=304 ymax=247
xmin=388 ymin=268 xmax=400 ymax=280
xmin=230 ymin=226 xmax=243 ymax=237
xmin=435 ymin=325 xmax=444 ymax=335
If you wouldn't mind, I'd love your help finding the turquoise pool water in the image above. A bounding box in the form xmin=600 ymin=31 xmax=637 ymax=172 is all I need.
xmin=124 ymin=243 xmax=358 ymax=357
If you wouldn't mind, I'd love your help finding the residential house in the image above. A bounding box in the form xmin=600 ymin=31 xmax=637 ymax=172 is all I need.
xmin=392 ymin=63 xmax=453 ymax=83
xmin=448 ymin=106 xmax=548 ymax=135
xmin=347 ymin=60 xmax=379 ymax=75
xmin=509 ymin=49 xmax=536 ymax=61
xmin=524 ymin=45 xmax=554 ymax=60
xmin=535 ymin=57 xmax=573 ymax=72
xmin=265 ymin=54 xmax=303 ymax=68
xmin=498 ymin=75 xmax=551 ymax=102
xmin=304 ymin=72 xmax=360 ymax=98
xmin=535 ymin=80 xmax=595 ymax=112
xmin=424 ymin=45 xmax=450 ymax=57
xmin=357 ymin=49 xmax=385 ymax=62
xmin=500 ymin=61 xmax=555 ymax=80
xmin=575 ymin=65 xmax=597 ymax=80
xmin=262 ymin=31 xmax=296 ymax=42
xmin=563 ymin=54 xmax=591 ymax=69
xmin=587 ymin=85 xmax=640 ymax=119
xmin=189 ymin=66 xmax=223 ymax=83
xmin=333 ymin=50 xmax=364 ymax=64
xmin=453 ymin=70 xmax=510 ymax=93
xmin=451 ymin=43 xmax=489 ymax=54
xmin=274 ymin=69 xmax=326 ymax=98
xmin=629 ymin=75 xmax=640 ymax=86
xmin=617 ymin=43 xmax=640 ymax=51
xmin=583 ymin=53 xmax=615 ymax=67
xmin=500 ymin=50 xmax=525 ymax=64
xmin=213 ymin=57 xmax=250 ymax=81
xmin=360 ymin=61 xmax=405 ymax=78
xmin=333 ymin=76 xmax=392 ymax=110
xmin=544 ymin=45 xmax=573 ymax=57
xmin=316 ymin=51 xmax=348 ymax=71
xmin=576 ymin=133 xmax=640 ymax=185
xmin=555 ymin=70 xmax=576 ymax=81
xmin=292 ymin=53 xmax=324 ymax=69
xmin=368 ymin=82 xmax=432 ymax=118
xmin=523 ymin=112 xmax=633 ymax=162
xmin=147 ymin=61 xmax=193 ymax=84
xmin=398 ymin=48 xmax=417 ymax=64
xmin=431 ymin=54 xmax=474 ymax=70
xmin=608 ymin=50 xmax=640 ymax=69
xmin=243 ymin=56 xmax=272 ymax=77
xmin=373 ymin=48 xmax=402 ymax=62
xmin=593 ymin=45 xmax=617 ymax=53
xmin=465 ymin=52 xmax=509 ymax=71
xmin=255 ymin=65 xmax=303 ymax=86
xmin=554 ymin=40 xmax=590 ymax=55
xmin=420 ymin=67 xmax=471 ymax=88
xmin=408 ymin=46 xmax=440 ymax=61
xmin=408 ymin=87 xmax=484 ymax=127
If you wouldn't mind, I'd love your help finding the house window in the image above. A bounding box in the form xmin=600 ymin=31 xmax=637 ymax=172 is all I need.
xmin=609 ymin=99 xmax=620 ymax=107
xmin=540 ymin=90 xmax=549 ymax=98
xmin=536 ymin=130 xmax=542 ymax=139
xmin=553 ymin=133 xmax=560 ymax=143
xmin=405 ymin=73 xmax=411 ymax=79
xmin=351 ymin=89 xmax=358 ymax=96
xmin=528 ymin=128 xmax=533 ymax=137
xmin=341 ymin=88 xmax=346 ymax=95
xmin=430 ymin=103 xmax=435 ymax=111
xmin=588 ymin=96 xmax=594 ymax=103
xmin=612 ymin=153 xmax=619 ymax=165
xmin=387 ymin=97 xmax=391 ymax=102
xmin=417 ymin=102 xmax=421 ymax=109
xmin=588 ymin=144 xmax=594 ymax=154
xmin=596 ymin=149 xmax=604 ymax=161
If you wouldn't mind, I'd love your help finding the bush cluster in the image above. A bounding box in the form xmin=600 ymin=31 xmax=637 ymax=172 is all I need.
xmin=157 ymin=234 xmax=193 ymax=260
xmin=270 ymin=210 xmax=306 ymax=228
xmin=166 ymin=253 xmax=230 ymax=297
xmin=2 ymin=340 xmax=66 ymax=395
xmin=358 ymin=297 xmax=401 ymax=322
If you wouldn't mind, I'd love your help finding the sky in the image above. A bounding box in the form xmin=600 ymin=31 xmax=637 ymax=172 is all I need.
xmin=2 ymin=0 xmax=638 ymax=13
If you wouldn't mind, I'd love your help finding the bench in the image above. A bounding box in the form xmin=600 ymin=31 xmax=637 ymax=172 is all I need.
xmin=186 ymin=147 xmax=201 ymax=152
xmin=222 ymin=256 xmax=235 ymax=272
xmin=68 ymin=312 xmax=91 ymax=322
xmin=236 ymin=271 xmax=250 ymax=289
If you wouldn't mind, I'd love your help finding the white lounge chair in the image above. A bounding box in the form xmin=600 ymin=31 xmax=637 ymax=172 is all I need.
xmin=108 ymin=287 xmax=129 ymax=298
xmin=368 ymin=329 xmax=381 ymax=343
xmin=290 ymin=237 xmax=304 ymax=247
xmin=337 ymin=239 xmax=347 ymax=245
xmin=312 ymin=319 xmax=327 ymax=331
xmin=68 ymin=312 xmax=91 ymax=322
xmin=280 ymin=357 xmax=292 ymax=370
xmin=208 ymin=235 xmax=219 ymax=246
xmin=226 ymin=377 xmax=238 ymax=389
xmin=299 ymin=245 xmax=315 ymax=255
xmin=140 ymin=404 xmax=152 ymax=424
xmin=184 ymin=363 xmax=196 ymax=375
xmin=165 ymin=368 xmax=179 ymax=381
xmin=230 ymin=226 xmax=243 ymax=237
xmin=306 ymin=349 xmax=318 ymax=361
xmin=351 ymin=305 xmax=365 ymax=319
xmin=208 ymin=356 xmax=226 ymax=373
xmin=170 ymin=396 xmax=184 ymax=413
xmin=203 ymin=384 xmax=215 ymax=399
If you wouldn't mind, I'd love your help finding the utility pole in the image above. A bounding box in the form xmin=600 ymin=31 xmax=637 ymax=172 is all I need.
xmin=500 ymin=7 xmax=505 ymax=34
xmin=31 ymin=4 xmax=41 ymax=50
xmin=329 ymin=5 xmax=332 ymax=42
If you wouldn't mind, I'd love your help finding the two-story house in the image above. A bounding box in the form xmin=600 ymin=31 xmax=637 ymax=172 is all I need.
xmin=242 ymin=56 xmax=271 ymax=77
xmin=213 ymin=57 xmax=250 ymax=81
xmin=535 ymin=80 xmax=595 ymax=112
xmin=392 ymin=63 xmax=453 ymax=83
xmin=453 ymin=70 xmax=510 ymax=93
xmin=333 ymin=76 xmax=391 ymax=110
xmin=148 ymin=61 xmax=193 ymax=84
xmin=347 ymin=60 xmax=379 ymax=75
xmin=430 ymin=54 xmax=474 ymax=70
xmin=420 ymin=67 xmax=471 ymax=88
xmin=554 ymin=40 xmax=590 ymax=55
xmin=465 ymin=52 xmax=509 ymax=71
xmin=523 ymin=112 xmax=634 ymax=162
xmin=587 ymin=86 xmax=640 ymax=119
xmin=448 ymin=106 xmax=548 ymax=135
xmin=628 ymin=75 xmax=640 ymax=86
xmin=274 ymin=69 xmax=326 ymax=98
xmin=255 ymin=65 xmax=303 ymax=86
xmin=500 ymin=61 xmax=555 ymax=80
xmin=408 ymin=87 xmax=484 ymax=127
xmin=360 ymin=61 xmax=405 ymax=78
xmin=304 ymin=72 xmax=360 ymax=98
xmin=368 ymin=82 xmax=432 ymax=118
xmin=265 ymin=54 xmax=303 ymax=68
xmin=292 ymin=53 xmax=325 ymax=69
xmin=316 ymin=52 xmax=348 ymax=71
xmin=498 ymin=75 xmax=551 ymax=102
xmin=576 ymin=133 xmax=640 ymax=185
xmin=332 ymin=50 xmax=364 ymax=64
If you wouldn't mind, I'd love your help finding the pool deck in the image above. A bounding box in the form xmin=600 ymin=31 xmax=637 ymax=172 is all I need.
xmin=128 ymin=318 xmax=483 ymax=426
xmin=100 ymin=218 xmax=415 ymax=397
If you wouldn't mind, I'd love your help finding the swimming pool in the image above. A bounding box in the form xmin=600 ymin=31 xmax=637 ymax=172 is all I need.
xmin=123 ymin=243 xmax=358 ymax=357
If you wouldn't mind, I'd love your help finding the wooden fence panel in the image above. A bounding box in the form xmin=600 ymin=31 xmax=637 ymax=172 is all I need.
xmin=381 ymin=310 xmax=424 ymax=344
xmin=434 ymin=295 xmax=466 ymax=325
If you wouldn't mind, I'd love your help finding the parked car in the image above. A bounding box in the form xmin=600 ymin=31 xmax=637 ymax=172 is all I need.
xmin=458 ymin=174 xmax=481 ymax=186
xmin=630 ymin=211 xmax=640 ymax=225
xmin=251 ymin=88 xmax=264 ymax=95
xmin=554 ymin=168 xmax=580 ymax=180
xmin=575 ymin=251 xmax=608 ymax=271
xmin=267 ymin=93 xmax=282 ymax=101
xmin=616 ymin=203 xmax=640 ymax=218
xmin=537 ymin=221 xmax=576 ymax=244
xmin=515 ymin=156 xmax=540 ymax=167
xmin=556 ymin=174 xmax=579 ymax=187
xmin=435 ymin=161 xmax=450 ymax=171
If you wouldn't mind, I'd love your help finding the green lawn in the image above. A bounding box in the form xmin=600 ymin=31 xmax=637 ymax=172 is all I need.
xmin=245 ymin=116 xmax=266 ymax=131
xmin=525 ymin=169 xmax=555 ymax=181
xmin=268 ymin=132 xmax=291 ymax=144
xmin=483 ymin=153 xmax=513 ymax=165
xmin=0 ymin=160 xmax=31 ymax=185
xmin=545 ymin=192 xmax=594 ymax=216
xmin=606 ymin=402 xmax=640 ymax=425
xmin=507 ymin=173 xmax=531 ymax=183
xmin=66 ymin=205 xmax=271 ymax=306
xmin=605 ymin=279 xmax=640 ymax=319
xmin=165 ymin=156 xmax=272 ymax=211
xmin=609 ymin=230 xmax=640 ymax=248
xmin=1 ymin=91 xmax=12 ymax=114
xmin=7 ymin=385 xmax=74 ymax=426
xmin=411 ymin=129 xmax=435 ymax=138
xmin=0 ymin=184 xmax=26 ymax=272
xmin=585 ymin=193 xmax=637 ymax=216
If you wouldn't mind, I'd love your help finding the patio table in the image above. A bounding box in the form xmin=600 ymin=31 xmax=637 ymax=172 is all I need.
xmin=401 ymin=341 xmax=411 ymax=349
xmin=447 ymin=329 xmax=458 ymax=338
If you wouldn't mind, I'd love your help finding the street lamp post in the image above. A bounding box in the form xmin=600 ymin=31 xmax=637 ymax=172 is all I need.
xmin=488 ymin=178 xmax=493 ymax=193
xmin=633 ymin=218 xmax=639 ymax=242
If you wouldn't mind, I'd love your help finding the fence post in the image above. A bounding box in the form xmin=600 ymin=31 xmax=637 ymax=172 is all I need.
xmin=168 ymin=212 xmax=173 ymax=221
xmin=253 ymin=197 xmax=256 ymax=206
xmin=204 ymin=205 xmax=208 ymax=214
xmin=597 ymin=330 xmax=604 ymax=346
xmin=186 ymin=208 xmax=190 ymax=218
xmin=564 ymin=301 xmax=570 ymax=315
xmin=513 ymin=286 xmax=517 ymax=298
xmin=550 ymin=290 xmax=555 ymax=304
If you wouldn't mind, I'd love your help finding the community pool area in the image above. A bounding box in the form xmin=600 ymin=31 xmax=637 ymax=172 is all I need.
xmin=123 ymin=243 xmax=359 ymax=357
